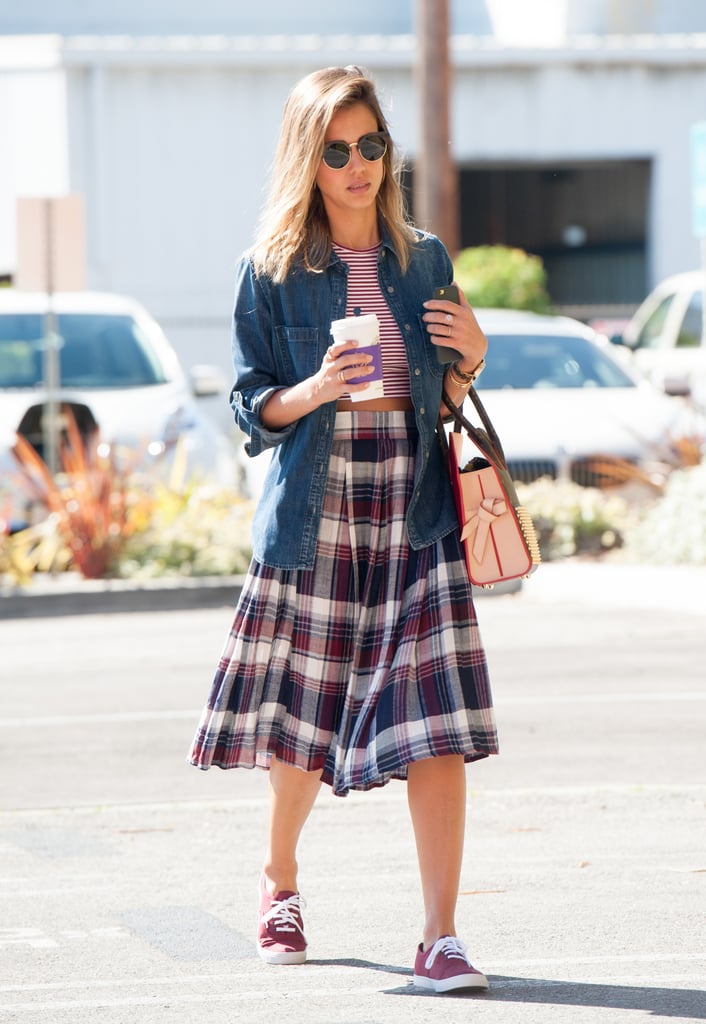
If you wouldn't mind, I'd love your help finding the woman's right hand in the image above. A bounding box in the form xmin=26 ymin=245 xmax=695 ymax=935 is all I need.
xmin=260 ymin=339 xmax=375 ymax=429
xmin=313 ymin=339 xmax=375 ymax=403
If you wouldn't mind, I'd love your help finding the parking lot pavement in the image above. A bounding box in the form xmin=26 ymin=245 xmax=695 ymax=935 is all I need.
xmin=1 ymin=565 xmax=705 ymax=1023
xmin=1 ymin=785 xmax=704 ymax=1024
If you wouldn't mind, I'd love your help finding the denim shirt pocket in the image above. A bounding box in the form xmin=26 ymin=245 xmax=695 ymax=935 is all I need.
xmin=274 ymin=326 xmax=321 ymax=384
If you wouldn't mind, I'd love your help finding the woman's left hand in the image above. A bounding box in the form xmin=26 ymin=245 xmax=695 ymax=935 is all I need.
xmin=422 ymin=285 xmax=487 ymax=372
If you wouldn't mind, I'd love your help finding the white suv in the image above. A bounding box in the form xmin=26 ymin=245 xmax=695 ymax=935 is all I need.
xmin=619 ymin=270 xmax=706 ymax=409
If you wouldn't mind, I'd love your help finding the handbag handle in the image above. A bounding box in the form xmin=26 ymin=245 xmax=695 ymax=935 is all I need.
xmin=440 ymin=387 xmax=508 ymax=471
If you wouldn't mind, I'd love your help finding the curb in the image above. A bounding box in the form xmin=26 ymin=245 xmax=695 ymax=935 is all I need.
xmin=0 ymin=575 xmax=247 ymax=620
xmin=3 ymin=562 xmax=704 ymax=620
xmin=0 ymin=573 xmax=522 ymax=620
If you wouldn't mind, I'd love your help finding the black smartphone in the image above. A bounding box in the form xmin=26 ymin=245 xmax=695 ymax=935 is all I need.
xmin=432 ymin=284 xmax=463 ymax=363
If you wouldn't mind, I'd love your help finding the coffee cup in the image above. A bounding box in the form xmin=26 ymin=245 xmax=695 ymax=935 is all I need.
xmin=330 ymin=313 xmax=384 ymax=401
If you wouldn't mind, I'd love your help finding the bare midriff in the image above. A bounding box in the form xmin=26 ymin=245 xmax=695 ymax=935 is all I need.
xmin=336 ymin=397 xmax=414 ymax=412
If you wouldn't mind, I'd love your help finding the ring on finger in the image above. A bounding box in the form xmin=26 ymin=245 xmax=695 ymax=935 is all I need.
xmin=446 ymin=324 xmax=452 ymax=337
xmin=337 ymin=369 xmax=346 ymax=383
xmin=445 ymin=313 xmax=453 ymax=325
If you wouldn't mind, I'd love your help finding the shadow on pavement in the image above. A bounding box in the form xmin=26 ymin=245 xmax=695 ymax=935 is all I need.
xmin=383 ymin=974 xmax=706 ymax=1014
xmin=307 ymin=957 xmax=412 ymax=977
xmin=306 ymin=958 xmax=705 ymax=1016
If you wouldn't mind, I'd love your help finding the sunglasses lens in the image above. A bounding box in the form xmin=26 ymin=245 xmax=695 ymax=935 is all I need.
xmin=323 ymin=142 xmax=351 ymax=169
xmin=359 ymin=133 xmax=387 ymax=162
xmin=322 ymin=133 xmax=388 ymax=169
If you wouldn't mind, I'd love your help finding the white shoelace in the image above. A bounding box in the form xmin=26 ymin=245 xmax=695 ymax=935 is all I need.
xmin=424 ymin=935 xmax=471 ymax=971
xmin=261 ymin=892 xmax=306 ymax=938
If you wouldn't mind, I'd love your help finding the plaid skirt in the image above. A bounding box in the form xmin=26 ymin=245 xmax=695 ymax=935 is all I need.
xmin=188 ymin=411 xmax=497 ymax=797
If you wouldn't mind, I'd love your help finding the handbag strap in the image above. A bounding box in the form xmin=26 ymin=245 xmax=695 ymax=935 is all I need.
xmin=441 ymin=387 xmax=508 ymax=470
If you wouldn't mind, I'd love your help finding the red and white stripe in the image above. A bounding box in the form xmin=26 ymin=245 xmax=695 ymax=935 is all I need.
xmin=333 ymin=243 xmax=411 ymax=398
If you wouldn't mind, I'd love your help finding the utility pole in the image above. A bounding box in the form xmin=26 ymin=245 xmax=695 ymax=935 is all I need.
xmin=414 ymin=0 xmax=460 ymax=256
xmin=43 ymin=199 xmax=61 ymax=478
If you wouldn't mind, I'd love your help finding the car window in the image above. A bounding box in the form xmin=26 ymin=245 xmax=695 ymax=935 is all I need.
xmin=675 ymin=290 xmax=703 ymax=348
xmin=0 ymin=313 xmax=168 ymax=388
xmin=475 ymin=333 xmax=634 ymax=390
xmin=634 ymin=294 xmax=674 ymax=349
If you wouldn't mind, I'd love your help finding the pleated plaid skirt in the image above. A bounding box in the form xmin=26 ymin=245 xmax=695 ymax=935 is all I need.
xmin=188 ymin=410 xmax=497 ymax=797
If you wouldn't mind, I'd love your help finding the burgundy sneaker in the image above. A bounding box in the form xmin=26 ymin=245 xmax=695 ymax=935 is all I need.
xmin=257 ymin=874 xmax=307 ymax=965
xmin=413 ymin=936 xmax=489 ymax=993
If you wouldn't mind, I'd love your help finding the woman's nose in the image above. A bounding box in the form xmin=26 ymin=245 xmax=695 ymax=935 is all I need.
xmin=348 ymin=143 xmax=366 ymax=169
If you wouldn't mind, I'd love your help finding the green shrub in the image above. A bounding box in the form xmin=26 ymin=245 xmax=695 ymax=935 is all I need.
xmin=454 ymin=245 xmax=551 ymax=312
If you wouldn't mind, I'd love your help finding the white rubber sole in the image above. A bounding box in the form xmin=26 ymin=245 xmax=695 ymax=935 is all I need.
xmin=413 ymin=971 xmax=489 ymax=993
xmin=258 ymin=946 xmax=307 ymax=966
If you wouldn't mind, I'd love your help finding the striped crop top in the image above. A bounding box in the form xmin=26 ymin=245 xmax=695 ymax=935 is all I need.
xmin=332 ymin=242 xmax=411 ymax=398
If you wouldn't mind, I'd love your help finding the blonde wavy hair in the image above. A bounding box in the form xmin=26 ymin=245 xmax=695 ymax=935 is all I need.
xmin=251 ymin=66 xmax=417 ymax=282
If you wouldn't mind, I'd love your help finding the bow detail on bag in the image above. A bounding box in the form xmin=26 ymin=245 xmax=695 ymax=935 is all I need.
xmin=460 ymin=496 xmax=508 ymax=561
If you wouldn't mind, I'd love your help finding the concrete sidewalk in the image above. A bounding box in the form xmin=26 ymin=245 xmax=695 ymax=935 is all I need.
xmin=520 ymin=560 xmax=706 ymax=616
xmin=1 ymin=559 xmax=705 ymax=618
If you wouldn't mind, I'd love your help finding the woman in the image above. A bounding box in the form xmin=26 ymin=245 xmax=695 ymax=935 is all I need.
xmin=188 ymin=65 xmax=498 ymax=995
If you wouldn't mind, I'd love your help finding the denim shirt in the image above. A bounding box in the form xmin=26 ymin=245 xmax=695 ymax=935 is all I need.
xmin=231 ymin=227 xmax=458 ymax=569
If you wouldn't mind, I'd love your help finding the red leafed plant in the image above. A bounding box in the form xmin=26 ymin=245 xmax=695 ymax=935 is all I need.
xmin=11 ymin=407 xmax=150 ymax=579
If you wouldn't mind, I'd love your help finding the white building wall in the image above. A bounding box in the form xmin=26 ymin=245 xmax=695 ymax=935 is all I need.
xmin=452 ymin=51 xmax=706 ymax=283
xmin=0 ymin=39 xmax=71 ymax=275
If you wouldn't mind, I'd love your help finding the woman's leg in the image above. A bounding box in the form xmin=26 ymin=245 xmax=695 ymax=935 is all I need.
xmin=262 ymin=754 xmax=322 ymax=894
xmin=407 ymin=754 xmax=467 ymax=949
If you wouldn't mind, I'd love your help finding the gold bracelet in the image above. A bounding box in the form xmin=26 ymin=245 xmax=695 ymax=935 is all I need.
xmin=447 ymin=358 xmax=486 ymax=388
xmin=446 ymin=364 xmax=471 ymax=388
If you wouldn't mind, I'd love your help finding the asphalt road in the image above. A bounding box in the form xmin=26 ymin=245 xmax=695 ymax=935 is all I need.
xmin=1 ymin=564 xmax=705 ymax=1024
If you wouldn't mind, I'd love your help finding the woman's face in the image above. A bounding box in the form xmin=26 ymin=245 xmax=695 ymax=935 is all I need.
xmin=315 ymin=102 xmax=384 ymax=228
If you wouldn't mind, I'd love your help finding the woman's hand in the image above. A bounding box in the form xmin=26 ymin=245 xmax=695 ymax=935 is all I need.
xmin=260 ymin=339 xmax=374 ymax=429
xmin=422 ymin=285 xmax=487 ymax=373
xmin=314 ymin=339 xmax=375 ymax=403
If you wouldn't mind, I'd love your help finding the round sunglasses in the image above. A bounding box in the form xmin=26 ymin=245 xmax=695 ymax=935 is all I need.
xmin=322 ymin=131 xmax=389 ymax=170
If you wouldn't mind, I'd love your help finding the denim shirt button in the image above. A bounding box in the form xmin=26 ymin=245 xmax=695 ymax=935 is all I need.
xmin=420 ymin=407 xmax=425 ymax=415
xmin=387 ymin=286 xmax=394 ymax=294
xmin=404 ymin=323 xmax=411 ymax=331
xmin=414 ymin=367 xmax=421 ymax=376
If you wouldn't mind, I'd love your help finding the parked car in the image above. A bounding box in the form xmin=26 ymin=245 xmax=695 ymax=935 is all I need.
xmin=614 ymin=270 xmax=706 ymax=409
xmin=0 ymin=289 xmax=237 ymax=530
xmin=470 ymin=308 xmax=703 ymax=487
xmin=235 ymin=309 xmax=704 ymax=502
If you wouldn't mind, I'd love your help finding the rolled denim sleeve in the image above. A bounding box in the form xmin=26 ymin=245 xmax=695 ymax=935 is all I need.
xmin=229 ymin=256 xmax=297 ymax=457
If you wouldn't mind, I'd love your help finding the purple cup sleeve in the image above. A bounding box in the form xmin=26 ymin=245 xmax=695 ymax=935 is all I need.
xmin=347 ymin=343 xmax=383 ymax=385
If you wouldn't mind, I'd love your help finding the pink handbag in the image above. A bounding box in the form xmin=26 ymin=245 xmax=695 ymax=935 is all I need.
xmin=441 ymin=389 xmax=541 ymax=588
